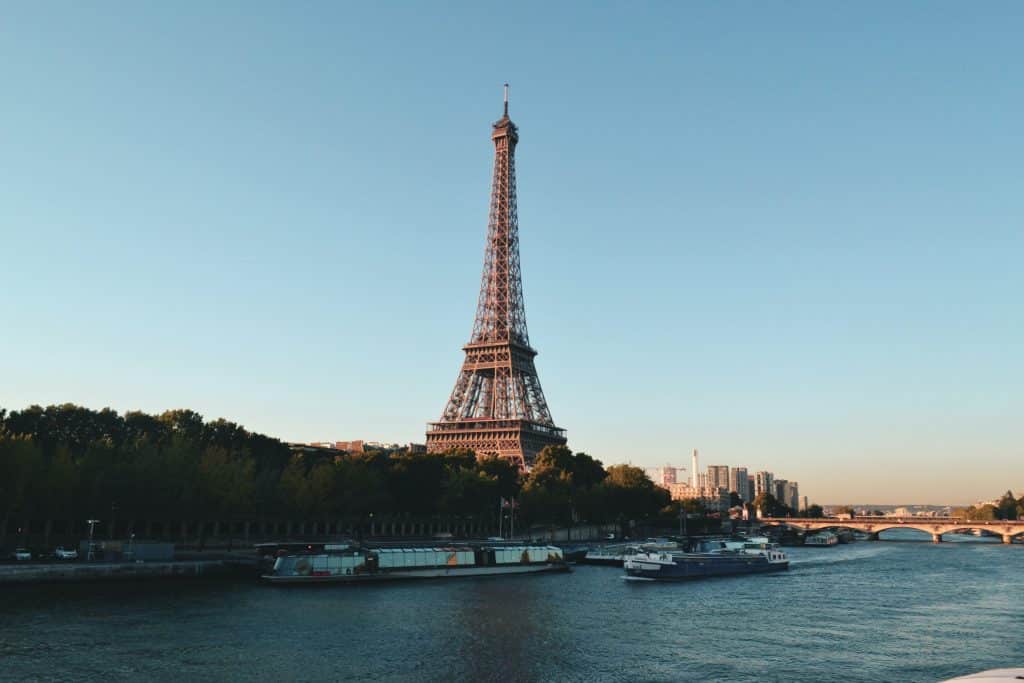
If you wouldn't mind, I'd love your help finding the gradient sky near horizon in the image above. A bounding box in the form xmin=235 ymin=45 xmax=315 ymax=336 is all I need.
xmin=1 ymin=2 xmax=1021 ymax=505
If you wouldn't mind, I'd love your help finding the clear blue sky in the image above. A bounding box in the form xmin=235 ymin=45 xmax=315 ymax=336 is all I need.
xmin=1 ymin=2 xmax=1021 ymax=505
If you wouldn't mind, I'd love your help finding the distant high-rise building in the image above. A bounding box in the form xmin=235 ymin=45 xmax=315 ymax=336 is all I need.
xmin=645 ymin=465 xmax=680 ymax=488
xmin=666 ymin=483 xmax=731 ymax=512
xmin=784 ymin=481 xmax=800 ymax=512
xmin=774 ymin=478 xmax=788 ymax=502
xmin=691 ymin=449 xmax=699 ymax=487
xmin=707 ymin=465 xmax=730 ymax=491
xmin=802 ymin=495 xmax=809 ymax=512
xmin=754 ymin=471 xmax=774 ymax=499
xmin=730 ymin=467 xmax=751 ymax=502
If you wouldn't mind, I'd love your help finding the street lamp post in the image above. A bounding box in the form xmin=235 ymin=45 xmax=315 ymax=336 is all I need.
xmin=497 ymin=498 xmax=504 ymax=539
xmin=87 ymin=519 xmax=100 ymax=561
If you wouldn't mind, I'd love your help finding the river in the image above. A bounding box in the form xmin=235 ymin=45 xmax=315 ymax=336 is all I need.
xmin=1 ymin=533 xmax=1021 ymax=682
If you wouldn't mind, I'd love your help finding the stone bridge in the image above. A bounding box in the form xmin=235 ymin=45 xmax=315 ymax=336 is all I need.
xmin=759 ymin=516 xmax=1024 ymax=543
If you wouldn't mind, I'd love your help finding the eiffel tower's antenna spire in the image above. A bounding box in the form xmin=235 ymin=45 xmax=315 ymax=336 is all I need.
xmin=504 ymin=83 xmax=509 ymax=117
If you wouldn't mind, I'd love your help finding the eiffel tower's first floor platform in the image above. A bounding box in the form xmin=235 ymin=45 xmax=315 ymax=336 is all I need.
xmin=425 ymin=418 xmax=566 ymax=469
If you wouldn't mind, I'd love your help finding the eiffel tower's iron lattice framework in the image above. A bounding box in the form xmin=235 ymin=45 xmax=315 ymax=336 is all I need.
xmin=426 ymin=87 xmax=566 ymax=469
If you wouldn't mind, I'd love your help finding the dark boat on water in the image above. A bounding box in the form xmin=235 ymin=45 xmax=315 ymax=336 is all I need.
xmin=623 ymin=539 xmax=789 ymax=581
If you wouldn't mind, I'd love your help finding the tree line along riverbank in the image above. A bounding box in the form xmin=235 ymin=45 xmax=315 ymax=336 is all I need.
xmin=1 ymin=404 xmax=681 ymax=550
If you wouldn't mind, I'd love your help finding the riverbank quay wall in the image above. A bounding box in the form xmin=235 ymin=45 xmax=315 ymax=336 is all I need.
xmin=760 ymin=516 xmax=1024 ymax=543
xmin=1 ymin=517 xmax=620 ymax=551
xmin=0 ymin=560 xmax=239 ymax=585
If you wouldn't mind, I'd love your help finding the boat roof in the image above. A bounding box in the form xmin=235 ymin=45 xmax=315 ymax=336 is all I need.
xmin=942 ymin=670 xmax=1024 ymax=682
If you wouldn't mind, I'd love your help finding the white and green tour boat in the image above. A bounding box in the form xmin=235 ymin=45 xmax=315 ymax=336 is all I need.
xmin=262 ymin=543 xmax=569 ymax=584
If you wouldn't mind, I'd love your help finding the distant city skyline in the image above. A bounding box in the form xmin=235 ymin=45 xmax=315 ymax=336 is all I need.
xmin=1 ymin=4 xmax=1021 ymax=505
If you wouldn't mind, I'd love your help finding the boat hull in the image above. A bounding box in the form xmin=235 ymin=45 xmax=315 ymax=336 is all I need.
xmin=262 ymin=562 xmax=570 ymax=584
xmin=578 ymin=555 xmax=625 ymax=567
xmin=624 ymin=554 xmax=788 ymax=581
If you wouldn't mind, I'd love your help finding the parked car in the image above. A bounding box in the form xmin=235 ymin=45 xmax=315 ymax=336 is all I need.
xmin=9 ymin=548 xmax=31 ymax=561
xmin=55 ymin=546 xmax=78 ymax=560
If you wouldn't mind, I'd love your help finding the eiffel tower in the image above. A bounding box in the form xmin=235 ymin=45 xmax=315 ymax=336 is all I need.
xmin=426 ymin=86 xmax=566 ymax=469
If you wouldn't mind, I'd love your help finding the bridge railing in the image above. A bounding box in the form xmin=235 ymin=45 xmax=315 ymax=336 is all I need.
xmin=761 ymin=516 xmax=1024 ymax=525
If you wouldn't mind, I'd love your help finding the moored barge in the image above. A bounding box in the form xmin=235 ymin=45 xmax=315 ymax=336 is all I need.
xmin=262 ymin=543 xmax=569 ymax=584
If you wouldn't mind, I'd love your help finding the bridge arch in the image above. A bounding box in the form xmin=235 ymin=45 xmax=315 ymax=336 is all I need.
xmin=941 ymin=526 xmax=1006 ymax=538
xmin=761 ymin=520 xmax=944 ymax=542
xmin=867 ymin=524 xmax=937 ymax=537
xmin=757 ymin=520 xmax=1019 ymax=540
xmin=757 ymin=517 xmax=1024 ymax=543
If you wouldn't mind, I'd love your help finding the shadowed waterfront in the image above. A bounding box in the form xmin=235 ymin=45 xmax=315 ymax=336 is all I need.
xmin=2 ymin=537 xmax=1022 ymax=682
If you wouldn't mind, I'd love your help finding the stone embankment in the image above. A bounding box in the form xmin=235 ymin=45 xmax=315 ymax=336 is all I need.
xmin=0 ymin=558 xmax=253 ymax=584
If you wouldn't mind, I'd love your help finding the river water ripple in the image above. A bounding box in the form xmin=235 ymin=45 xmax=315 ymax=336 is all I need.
xmin=1 ymin=535 xmax=1022 ymax=682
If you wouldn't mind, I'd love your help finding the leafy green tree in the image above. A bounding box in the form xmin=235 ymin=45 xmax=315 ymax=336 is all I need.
xmin=304 ymin=461 xmax=338 ymax=517
xmin=158 ymin=409 xmax=205 ymax=441
xmin=752 ymin=492 xmax=776 ymax=516
xmin=441 ymin=448 xmax=477 ymax=472
xmin=45 ymin=446 xmax=79 ymax=518
xmin=0 ymin=403 xmax=765 ymax=541
xmin=679 ymin=498 xmax=704 ymax=514
xmin=520 ymin=474 xmax=572 ymax=526
xmin=0 ymin=432 xmax=39 ymax=526
xmin=335 ymin=457 xmax=391 ymax=517
xmin=750 ymin=492 xmax=794 ymax=517
xmin=436 ymin=449 xmax=499 ymax=516
xmin=567 ymin=452 xmax=607 ymax=490
xmin=442 ymin=467 xmax=500 ymax=517
xmin=0 ymin=404 xmax=293 ymax=540
xmin=520 ymin=445 xmax=598 ymax=526
xmin=805 ymin=504 xmax=824 ymax=518
xmin=476 ymin=455 xmax=521 ymax=502
xmin=971 ymin=504 xmax=998 ymax=521
xmin=599 ymin=465 xmax=670 ymax=523
xmin=279 ymin=456 xmax=311 ymax=518
xmin=996 ymin=491 xmax=1017 ymax=520
xmin=387 ymin=452 xmax=446 ymax=516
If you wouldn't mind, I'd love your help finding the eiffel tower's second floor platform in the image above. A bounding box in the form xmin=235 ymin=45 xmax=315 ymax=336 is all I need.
xmin=426 ymin=418 xmax=565 ymax=440
xmin=425 ymin=418 xmax=566 ymax=468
